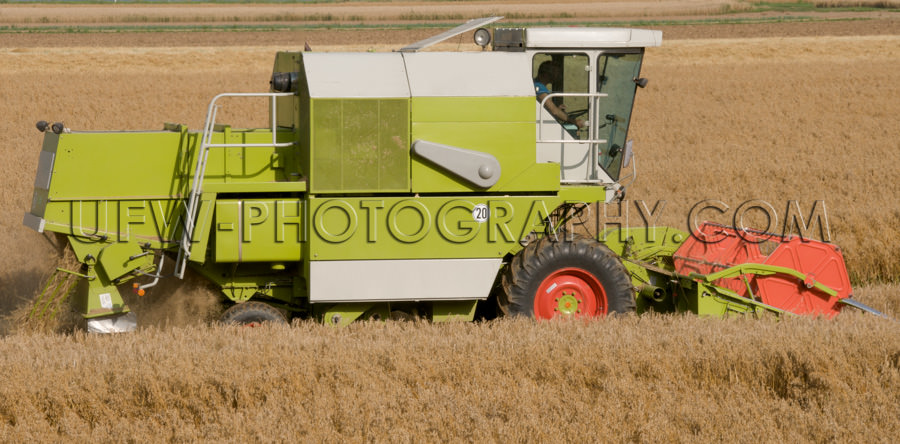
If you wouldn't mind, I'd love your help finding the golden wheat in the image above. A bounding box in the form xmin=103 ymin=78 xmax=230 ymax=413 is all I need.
xmin=0 ymin=316 xmax=898 ymax=441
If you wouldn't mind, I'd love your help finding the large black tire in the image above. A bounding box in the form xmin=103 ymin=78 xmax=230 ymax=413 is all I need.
xmin=220 ymin=301 xmax=287 ymax=326
xmin=498 ymin=234 xmax=635 ymax=319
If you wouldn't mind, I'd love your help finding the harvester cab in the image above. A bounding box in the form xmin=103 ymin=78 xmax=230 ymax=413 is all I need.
xmin=22 ymin=18 xmax=881 ymax=332
xmin=497 ymin=26 xmax=658 ymax=187
xmin=411 ymin=18 xmax=659 ymax=190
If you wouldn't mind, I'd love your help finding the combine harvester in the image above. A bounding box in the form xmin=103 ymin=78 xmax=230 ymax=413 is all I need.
xmin=23 ymin=18 xmax=883 ymax=332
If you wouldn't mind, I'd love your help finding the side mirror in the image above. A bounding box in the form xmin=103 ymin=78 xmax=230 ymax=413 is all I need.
xmin=623 ymin=139 xmax=634 ymax=167
xmin=633 ymin=77 xmax=649 ymax=88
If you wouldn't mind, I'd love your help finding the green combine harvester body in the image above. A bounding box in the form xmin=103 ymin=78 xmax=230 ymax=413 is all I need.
xmin=24 ymin=19 xmax=877 ymax=331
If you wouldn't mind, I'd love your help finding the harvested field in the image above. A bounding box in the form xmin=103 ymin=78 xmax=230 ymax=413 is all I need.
xmin=0 ymin=2 xmax=899 ymax=441
xmin=0 ymin=1 xmax=798 ymax=25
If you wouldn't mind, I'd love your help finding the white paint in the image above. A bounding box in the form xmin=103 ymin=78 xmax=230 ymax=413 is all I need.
xmin=99 ymin=293 xmax=113 ymax=310
xmin=310 ymin=258 xmax=502 ymax=302
xmin=526 ymin=28 xmax=663 ymax=49
xmin=303 ymin=53 xmax=410 ymax=99
xmin=472 ymin=204 xmax=489 ymax=223
xmin=403 ymin=52 xmax=533 ymax=97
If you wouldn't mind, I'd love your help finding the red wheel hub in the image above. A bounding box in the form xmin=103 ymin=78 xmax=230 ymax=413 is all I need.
xmin=534 ymin=267 xmax=607 ymax=319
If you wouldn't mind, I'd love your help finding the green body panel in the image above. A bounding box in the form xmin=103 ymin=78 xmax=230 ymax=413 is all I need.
xmin=307 ymin=194 xmax=572 ymax=260
xmin=38 ymin=128 xmax=296 ymax=251
xmin=67 ymin=236 xmax=154 ymax=283
xmin=65 ymin=237 xmax=157 ymax=318
xmin=309 ymin=98 xmax=410 ymax=193
xmin=315 ymin=301 xmax=476 ymax=325
xmin=431 ymin=300 xmax=478 ymax=322
xmin=317 ymin=303 xmax=378 ymax=327
xmin=40 ymin=194 xmax=214 ymax=253
xmin=684 ymin=282 xmax=785 ymax=318
xmin=75 ymin=276 xmax=129 ymax=319
xmin=410 ymin=97 xmax=556 ymax=193
xmin=49 ymin=131 xmax=190 ymax=200
xmin=189 ymin=261 xmax=298 ymax=304
xmin=42 ymin=199 xmax=177 ymax=246
xmin=215 ymin=198 xmax=305 ymax=263
xmin=45 ymin=128 xmax=298 ymax=202
xmin=96 ymin=242 xmax=153 ymax=281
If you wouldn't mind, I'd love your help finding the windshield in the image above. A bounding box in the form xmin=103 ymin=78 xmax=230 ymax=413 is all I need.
xmin=596 ymin=52 xmax=643 ymax=181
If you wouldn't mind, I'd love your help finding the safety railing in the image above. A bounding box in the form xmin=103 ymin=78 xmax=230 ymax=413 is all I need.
xmin=175 ymin=92 xmax=295 ymax=279
xmin=537 ymin=92 xmax=608 ymax=183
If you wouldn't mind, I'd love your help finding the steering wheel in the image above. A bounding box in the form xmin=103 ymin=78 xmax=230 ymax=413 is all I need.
xmin=566 ymin=108 xmax=589 ymax=119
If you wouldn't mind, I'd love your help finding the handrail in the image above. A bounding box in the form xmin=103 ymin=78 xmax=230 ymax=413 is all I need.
xmin=537 ymin=92 xmax=608 ymax=144
xmin=537 ymin=91 xmax=608 ymax=183
xmin=175 ymin=92 xmax=295 ymax=279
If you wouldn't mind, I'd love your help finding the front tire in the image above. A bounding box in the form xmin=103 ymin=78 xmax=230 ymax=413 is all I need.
xmin=499 ymin=234 xmax=635 ymax=319
xmin=220 ymin=301 xmax=287 ymax=326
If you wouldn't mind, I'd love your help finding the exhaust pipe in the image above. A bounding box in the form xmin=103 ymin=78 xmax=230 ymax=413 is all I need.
xmin=639 ymin=285 xmax=667 ymax=303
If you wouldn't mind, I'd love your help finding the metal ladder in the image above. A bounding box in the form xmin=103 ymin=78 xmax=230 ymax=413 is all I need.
xmin=175 ymin=92 xmax=295 ymax=279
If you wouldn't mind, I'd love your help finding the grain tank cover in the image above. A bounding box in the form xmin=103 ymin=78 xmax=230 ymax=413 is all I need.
xmin=402 ymin=52 xmax=532 ymax=97
xmin=301 ymin=52 xmax=412 ymax=193
xmin=303 ymin=53 xmax=410 ymax=98
xmin=525 ymin=27 xmax=663 ymax=49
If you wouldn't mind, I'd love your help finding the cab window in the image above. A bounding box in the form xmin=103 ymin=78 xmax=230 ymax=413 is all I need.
xmin=532 ymin=53 xmax=590 ymax=139
xmin=596 ymin=52 xmax=643 ymax=180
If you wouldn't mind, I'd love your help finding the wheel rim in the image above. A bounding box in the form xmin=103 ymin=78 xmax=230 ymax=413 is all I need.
xmin=534 ymin=267 xmax=607 ymax=319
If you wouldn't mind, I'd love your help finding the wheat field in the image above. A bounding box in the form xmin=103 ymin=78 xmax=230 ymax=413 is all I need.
xmin=0 ymin=316 xmax=898 ymax=442
xmin=0 ymin=4 xmax=899 ymax=441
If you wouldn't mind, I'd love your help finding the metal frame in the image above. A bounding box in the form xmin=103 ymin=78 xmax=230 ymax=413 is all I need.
xmin=399 ymin=16 xmax=503 ymax=52
xmin=176 ymin=92 xmax=295 ymax=278
xmin=537 ymin=91 xmax=608 ymax=183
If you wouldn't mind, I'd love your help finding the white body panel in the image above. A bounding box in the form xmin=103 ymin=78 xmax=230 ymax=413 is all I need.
xmin=303 ymin=53 xmax=410 ymax=98
xmin=402 ymin=52 xmax=532 ymax=97
xmin=309 ymin=258 xmax=502 ymax=302
xmin=526 ymin=28 xmax=662 ymax=49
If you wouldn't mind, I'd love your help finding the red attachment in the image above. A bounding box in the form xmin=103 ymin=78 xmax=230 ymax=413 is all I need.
xmin=673 ymin=222 xmax=851 ymax=317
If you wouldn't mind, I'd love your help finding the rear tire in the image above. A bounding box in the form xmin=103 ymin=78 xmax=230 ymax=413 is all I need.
xmin=498 ymin=234 xmax=635 ymax=319
xmin=220 ymin=301 xmax=287 ymax=326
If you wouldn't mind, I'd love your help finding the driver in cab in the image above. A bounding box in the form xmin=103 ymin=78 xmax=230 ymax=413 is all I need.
xmin=534 ymin=61 xmax=586 ymax=131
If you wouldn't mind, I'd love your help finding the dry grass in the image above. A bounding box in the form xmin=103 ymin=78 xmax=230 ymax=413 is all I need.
xmin=809 ymin=0 xmax=900 ymax=7
xmin=1 ymin=244 xmax=81 ymax=336
xmin=0 ymin=316 xmax=897 ymax=441
xmin=0 ymin=1 xmax=754 ymax=26
xmin=0 ymin=16 xmax=898 ymax=441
